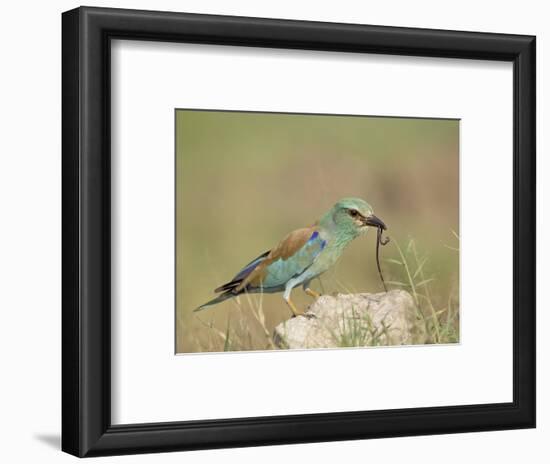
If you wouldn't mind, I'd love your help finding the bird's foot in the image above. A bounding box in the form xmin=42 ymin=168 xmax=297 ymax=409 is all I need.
xmin=286 ymin=297 xmax=317 ymax=319
xmin=289 ymin=310 xmax=317 ymax=320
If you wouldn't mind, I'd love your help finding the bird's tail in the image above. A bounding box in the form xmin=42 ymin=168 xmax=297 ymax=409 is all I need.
xmin=193 ymin=291 xmax=236 ymax=312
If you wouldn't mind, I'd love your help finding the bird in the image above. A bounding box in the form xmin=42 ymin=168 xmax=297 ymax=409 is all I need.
xmin=194 ymin=197 xmax=387 ymax=317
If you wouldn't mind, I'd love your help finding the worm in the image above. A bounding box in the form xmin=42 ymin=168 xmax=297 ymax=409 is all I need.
xmin=376 ymin=226 xmax=390 ymax=292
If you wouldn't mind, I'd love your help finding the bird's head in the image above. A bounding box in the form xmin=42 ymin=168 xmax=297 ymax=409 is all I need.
xmin=325 ymin=197 xmax=386 ymax=238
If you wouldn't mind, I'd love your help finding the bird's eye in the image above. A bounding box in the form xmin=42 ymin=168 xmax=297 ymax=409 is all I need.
xmin=349 ymin=209 xmax=359 ymax=217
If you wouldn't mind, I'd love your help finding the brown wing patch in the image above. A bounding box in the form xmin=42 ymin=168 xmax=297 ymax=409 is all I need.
xmin=235 ymin=224 xmax=317 ymax=292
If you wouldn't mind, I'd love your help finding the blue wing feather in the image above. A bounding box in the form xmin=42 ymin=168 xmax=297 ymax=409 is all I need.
xmin=214 ymin=250 xmax=270 ymax=293
xmin=232 ymin=250 xmax=270 ymax=281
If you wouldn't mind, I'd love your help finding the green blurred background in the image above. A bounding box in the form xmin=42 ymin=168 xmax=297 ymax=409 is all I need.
xmin=176 ymin=110 xmax=459 ymax=353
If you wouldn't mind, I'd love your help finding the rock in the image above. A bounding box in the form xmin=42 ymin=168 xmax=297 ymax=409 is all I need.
xmin=273 ymin=290 xmax=418 ymax=349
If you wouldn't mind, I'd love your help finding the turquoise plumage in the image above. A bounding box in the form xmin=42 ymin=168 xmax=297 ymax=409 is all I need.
xmin=195 ymin=198 xmax=386 ymax=317
xmin=261 ymin=231 xmax=326 ymax=288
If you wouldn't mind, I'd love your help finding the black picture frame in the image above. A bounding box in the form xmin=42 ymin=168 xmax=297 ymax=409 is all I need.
xmin=62 ymin=6 xmax=536 ymax=457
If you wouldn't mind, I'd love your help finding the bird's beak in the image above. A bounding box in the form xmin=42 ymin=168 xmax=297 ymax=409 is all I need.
xmin=364 ymin=214 xmax=387 ymax=230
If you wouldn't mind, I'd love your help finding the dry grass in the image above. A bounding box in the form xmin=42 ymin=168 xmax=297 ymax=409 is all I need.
xmin=186 ymin=234 xmax=459 ymax=352
xmin=384 ymin=235 xmax=460 ymax=345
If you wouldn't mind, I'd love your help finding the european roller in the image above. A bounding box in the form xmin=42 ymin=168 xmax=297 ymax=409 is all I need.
xmin=195 ymin=197 xmax=387 ymax=317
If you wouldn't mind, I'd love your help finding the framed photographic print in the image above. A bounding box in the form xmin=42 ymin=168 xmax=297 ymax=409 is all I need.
xmin=62 ymin=6 xmax=536 ymax=457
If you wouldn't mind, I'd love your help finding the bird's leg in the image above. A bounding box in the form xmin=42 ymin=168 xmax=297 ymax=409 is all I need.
xmin=283 ymin=281 xmax=305 ymax=318
xmin=304 ymin=287 xmax=321 ymax=300
xmin=285 ymin=297 xmax=302 ymax=318
xmin=302 ymin=279 xmax=321 ymax=300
